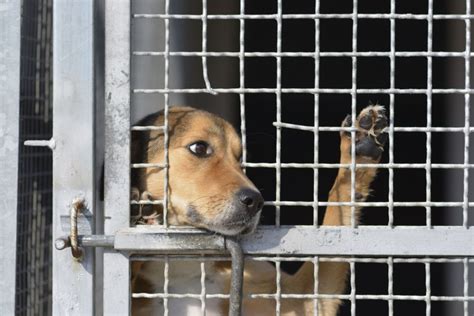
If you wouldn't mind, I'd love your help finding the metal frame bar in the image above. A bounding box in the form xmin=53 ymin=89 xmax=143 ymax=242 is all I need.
xmin=78 ymin=226 xmax=474 ymax=257
xmin=134 ymin=87 xmax=474 ymax=94
xmin=132 ymin=51 xmax=474 ymax=57
xmin=103 ymin=0 xmax=131 ymax=314
xmin=132 ymin=13 xmax=474 ymax=20
xmin=0 ymin=1 xmax=21 ymax=314
xmin=52 ymin=1 xmax=95 ymax=314
xmin=463 ymin=0 xmax=471 ymax=229
xmin=127 ymin=226 xmax=474 ymax=256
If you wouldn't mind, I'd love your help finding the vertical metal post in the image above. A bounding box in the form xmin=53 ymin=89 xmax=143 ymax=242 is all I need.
xmin=0 ymin=1 xmax=21 ymax=314
xmin=313 ymin=0 xmax=320 ymax=227
xmin=52 ymin=0 xmax=95 ymax=314
xmin=426 ymin=0 xmax=433 ymax=227
xmin=103 ymin=0 xmax=131 ymax=314
xmin=350 ymin=0 xmax=358 ymax=228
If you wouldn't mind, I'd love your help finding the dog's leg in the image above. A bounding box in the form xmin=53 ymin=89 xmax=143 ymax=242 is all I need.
xmin=323 ymin=105 xmax=387 ymax=226
xmin=283 ymin=105 xmax=388 ymax=315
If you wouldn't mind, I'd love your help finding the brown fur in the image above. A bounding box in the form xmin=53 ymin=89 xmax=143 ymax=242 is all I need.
xmin=131 ymin=105 xmax=387 ymax=315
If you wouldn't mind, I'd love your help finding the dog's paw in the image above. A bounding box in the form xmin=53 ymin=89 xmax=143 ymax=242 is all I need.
xmin=342 ymin=105 xmax=388 ymax=160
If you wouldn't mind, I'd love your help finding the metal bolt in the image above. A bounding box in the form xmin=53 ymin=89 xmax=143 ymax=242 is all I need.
xmin=55 ymin=237 xmax=70 ymax=250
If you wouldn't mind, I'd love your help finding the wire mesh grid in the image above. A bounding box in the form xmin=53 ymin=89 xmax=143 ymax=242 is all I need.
xmin=15 ymin=0 xmax=53 ymax=315
xmin=128 ymin=0 xmax=473 ymax=315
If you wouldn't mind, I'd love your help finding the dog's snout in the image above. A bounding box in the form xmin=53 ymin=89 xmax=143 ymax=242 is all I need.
xmin=236 ymin=188 xmax=264 ymax=216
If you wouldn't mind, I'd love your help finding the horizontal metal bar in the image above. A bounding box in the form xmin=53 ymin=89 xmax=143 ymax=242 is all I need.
xmin=131 ymin=126 xmax=165 ymax=131
xmin=131 ymin=199 xmax=474 ymax=207
xmin=131 ymin=200 xmax=164 ymax=205
xmin=130 ymin=255 xmax=474 ymax=263
xmin=247 ymin=293 xmax=474 ymax=302
xmin=243 ymin=162 xmax=474 ymax=169
xmin=131 ymin=292 xmax=474 ymax=302
xmin=274 ymin=122 xmax=474 ymax=133
xmin=76 ymin=226 xmax=474 ymax=257
xmin=79 ymin=235 xmax=115 ymax=248
xmin=263 ymin=201 xmax=474 ymax=207
xmin=240 ymin=226 xmax=474 ymax=256
xmin=131 ymin=163 xmax=167 ymax=168
xmin=134 ymin=51 xmax=474 ymax=58
xmin=24 ymin=138 xmax=56 ymax=149
xmin=114 ymin=226 xmax=226 ymax=253
xmin=134 ymin=88 xmax=474 ymax=94
xmin=132 ymin=13 xmax=474 ymax=20
xmin=133 ymin=293 xmax=230 ymax=299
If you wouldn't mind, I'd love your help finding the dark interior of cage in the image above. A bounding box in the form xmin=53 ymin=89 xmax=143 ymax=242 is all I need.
xmin=128 ymin=0 xmax=470 ymax=315
xmin=242 ymin=1 xmax=471 ymax=315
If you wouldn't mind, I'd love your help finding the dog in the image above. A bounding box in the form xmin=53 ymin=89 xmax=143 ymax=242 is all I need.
xmin=130 ymin=105 xmax=387 ymax=315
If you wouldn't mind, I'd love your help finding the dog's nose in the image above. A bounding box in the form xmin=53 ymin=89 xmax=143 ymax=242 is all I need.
xmin=236 ymin=188 xmax=264 ymax=216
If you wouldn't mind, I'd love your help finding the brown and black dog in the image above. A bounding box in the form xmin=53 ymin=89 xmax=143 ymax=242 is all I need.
xmin=131 ymin=105 xmax=387 ymax=315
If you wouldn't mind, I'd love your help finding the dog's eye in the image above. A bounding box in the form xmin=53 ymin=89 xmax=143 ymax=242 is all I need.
xmin=188 ymin=141 xmax=213 ymax=157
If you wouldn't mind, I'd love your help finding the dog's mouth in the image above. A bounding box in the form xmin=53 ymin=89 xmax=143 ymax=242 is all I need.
xmin=219 ymin=216 xmax=260 ymax=235
xmin=210 ymin=216 xmax=261 ymax=236
xmin=213 ymin=205 xmax=263 ymax=236
xmin=186 ymin=203 xmax=261 ymax=236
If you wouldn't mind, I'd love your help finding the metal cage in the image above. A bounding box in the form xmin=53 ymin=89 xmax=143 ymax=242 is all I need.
xmin=2 ymin=0 xmax=474 ymax=315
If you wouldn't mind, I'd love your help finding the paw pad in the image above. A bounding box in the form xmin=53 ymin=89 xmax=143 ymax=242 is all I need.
xmin=342 ymin=105 xmax=388 ymax=160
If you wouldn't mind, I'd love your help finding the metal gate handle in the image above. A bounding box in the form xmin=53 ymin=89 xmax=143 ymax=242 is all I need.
xmin=69 ymin=198 xmax=85 ymax=259
xmin=54 ymin=198 xmax=85 ymax=259
xmin=226 ymin=237 xmax=244 ymax=316
xmin=56 ymin=224 xmax=246 ymax=314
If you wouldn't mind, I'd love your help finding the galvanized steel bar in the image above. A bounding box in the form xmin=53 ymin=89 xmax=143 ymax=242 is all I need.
xmin=201 ymin=0 xmax=216 ymax=94
xmin=426 ymin=0 xmax=433 ymax=228
xmin=52 ymin=1 xmax=95 ymax=313
xmin=388 ymin=0 xmax=396 ymax=228
xmin=132 ymin=255 xmax=474 ymax=264
xmin=0 ymin=1 xmax=21 ymax=314
xmin=200 ymin=259 xmax=207 ymax=315
xmin=239 ymin=0 xmax=247 ymax=167
xmin=463 ymin=0 xmax=471 ymax=228
xmin=388 ymin=257 xmax=394 ymax=316
xmin=103 ymin=0 xmax=131 ymax=314
xmin=238 ymin=226 xmax=474 ymax=256
xmin=85 ymin=226 xmax=474 ymax=256
xmin=313 ymin=256 xmax=320 ymax=316
xmin=162 ymin=1 xmax=171 ymax=312
xmin=275 ymin=0 xmax=282 ymax=227
xmin=350 ymin=261 xmax=356 ymax=315
xmin=463 ymin=258 xmax=469 ymax=315
xmin=313 ymin=0 xmax=320 ymax=227
xmin=425 ymin=262 xmax=431 ymax=315
xmin=163 ymin=0 xmax=170 ymax=229
xmin=350 ymin=0 xmax=358 ymax=229
xmin=131 ymin=13 xmax=474 ymax=20
xmin=226 ymin=238 xmax=245 ymax=316
xmin=114 ymin=227 xmax=226 ymax=253
xmin=134 ymin=87 xmax=474 ymax=94
xmin=132 ymin=50 xmax=474 ymax=58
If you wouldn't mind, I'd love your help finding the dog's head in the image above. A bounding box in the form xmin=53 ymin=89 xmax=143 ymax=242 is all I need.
xmin=131 ymin=106 xmax=263 ymax=235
